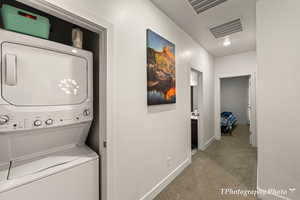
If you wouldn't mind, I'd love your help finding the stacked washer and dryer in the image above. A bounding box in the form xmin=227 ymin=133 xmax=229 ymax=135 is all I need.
xmin=0 ymin=29 xmax=99 ymax=200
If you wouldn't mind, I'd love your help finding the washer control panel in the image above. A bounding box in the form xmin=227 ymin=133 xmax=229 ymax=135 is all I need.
xmin=0 ymin=107 xmax=93 ymax=132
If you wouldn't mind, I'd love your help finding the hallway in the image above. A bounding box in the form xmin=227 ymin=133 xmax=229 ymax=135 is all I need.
xmin=155 ymin=125 xmax=257 ymax=200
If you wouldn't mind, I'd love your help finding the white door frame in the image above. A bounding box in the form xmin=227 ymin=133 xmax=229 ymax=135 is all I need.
xmin=17 ymin=1 xmax=115 ymax=200
xmin=190 ymin=67 xmax=205 ymax=151
xmin=215 ymin=73 xmax=257 ymax=147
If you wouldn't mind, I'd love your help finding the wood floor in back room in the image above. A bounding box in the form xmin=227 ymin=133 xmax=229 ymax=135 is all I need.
xmin=154 ymin=125 xmax=257 ymax=200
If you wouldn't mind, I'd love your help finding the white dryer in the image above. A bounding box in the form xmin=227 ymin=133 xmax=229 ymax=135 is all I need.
xmin=0 ymin=29 xmax=99 ymax=200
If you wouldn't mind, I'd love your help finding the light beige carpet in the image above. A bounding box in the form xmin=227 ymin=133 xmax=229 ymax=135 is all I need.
xmin=154 ymin=125 xmax=257 ymax=200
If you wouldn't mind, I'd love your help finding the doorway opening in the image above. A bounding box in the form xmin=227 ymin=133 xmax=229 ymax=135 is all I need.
xmin=215 ymin=74 xmax=257 ymax=147
xmin=190 ymin=68 xmax=204 ymax=154
xmin=220 ymin=76 xmax=250 ymax=137
xmin=216 ymin=74 xmax=258 ymax=190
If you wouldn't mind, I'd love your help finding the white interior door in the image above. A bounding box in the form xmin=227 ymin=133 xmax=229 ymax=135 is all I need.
xmin=248 ymin=75 xmax=257 ymax=147
xmin=248 ymin=77 xmax=252 ymax=130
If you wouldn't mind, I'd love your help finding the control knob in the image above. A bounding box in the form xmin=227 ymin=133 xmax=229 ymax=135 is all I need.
xmin=33 ymin=120 xmax=42 ymax=127
xmin=0 ymin=115 xmax=9 ymax=125
xmin=45 ymin=119 xmax=54 ymax=126
xmin=83 ymin=109 xmax=90 ymax=116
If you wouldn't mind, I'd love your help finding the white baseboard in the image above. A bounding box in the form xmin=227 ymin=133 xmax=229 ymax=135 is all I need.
xmin=139 ymin=158 xmax=191 ymax=200
xmin=199 ymin=136 xmax=215 ymax=151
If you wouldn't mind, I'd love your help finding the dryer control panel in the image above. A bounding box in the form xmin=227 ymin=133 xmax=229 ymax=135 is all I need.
xmin=0 ymin=105 xmax=93 ymax=132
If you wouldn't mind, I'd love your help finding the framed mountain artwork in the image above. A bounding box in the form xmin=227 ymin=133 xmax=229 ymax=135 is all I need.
xmin=146 ymin=29 xmax=176 ymax=105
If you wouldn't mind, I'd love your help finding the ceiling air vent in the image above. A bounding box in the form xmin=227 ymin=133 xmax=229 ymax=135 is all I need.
xmin=188 ymin=0 xmax=228 ymax=14
xmin=209 ymin=18 xmax=243 ymax=38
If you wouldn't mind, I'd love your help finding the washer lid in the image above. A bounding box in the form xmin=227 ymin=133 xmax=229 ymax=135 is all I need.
xmin=1 ymin=42 xmax=88 ymax=106
xmin=8 ymin=146 xmax=94 ymax=180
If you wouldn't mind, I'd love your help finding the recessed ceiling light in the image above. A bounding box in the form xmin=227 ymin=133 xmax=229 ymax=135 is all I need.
xmin=223 ymin=38 xmax=231 ymax=47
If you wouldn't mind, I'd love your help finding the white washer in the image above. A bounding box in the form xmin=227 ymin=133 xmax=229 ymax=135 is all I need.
xmin=0 ymin=29 xmax=99 ymax=200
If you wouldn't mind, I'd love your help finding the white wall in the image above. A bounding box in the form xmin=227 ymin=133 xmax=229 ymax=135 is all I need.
xmin=36 ymin=1 xmax=215 ymax=200
xmin=221 ymin=76 xmax=249 ymax=124
xmin=214 ymin=51 xmax=257 ymax=143
xmin=191 ymin=86 xmax=199 ymax=111
xmin=215 ymin=51 xmax=257 ymax=77
xmin=190 ymin=70 xmax=199 ymax=111
xmin=257 ymin=0 xmax=300 ymax=199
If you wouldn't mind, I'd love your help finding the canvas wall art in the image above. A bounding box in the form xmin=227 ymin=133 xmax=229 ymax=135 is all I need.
xmin=147 ymin=29 xmax=176 ymax=105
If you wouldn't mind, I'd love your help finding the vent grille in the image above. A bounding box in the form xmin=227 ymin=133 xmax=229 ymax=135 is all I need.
xmin=210 ymin=18 xmax=243 ymax=38
xmin=188 ymin=0 xmax=228 ymax=14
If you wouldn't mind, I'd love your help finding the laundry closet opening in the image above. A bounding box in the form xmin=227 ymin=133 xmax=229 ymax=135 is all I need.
xmin=0 ymin=0 xmax=106 ymax=199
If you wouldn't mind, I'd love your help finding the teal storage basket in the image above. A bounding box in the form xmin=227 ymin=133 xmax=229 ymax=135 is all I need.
xmin=1 ymin=4 xmax=50 ymax=39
